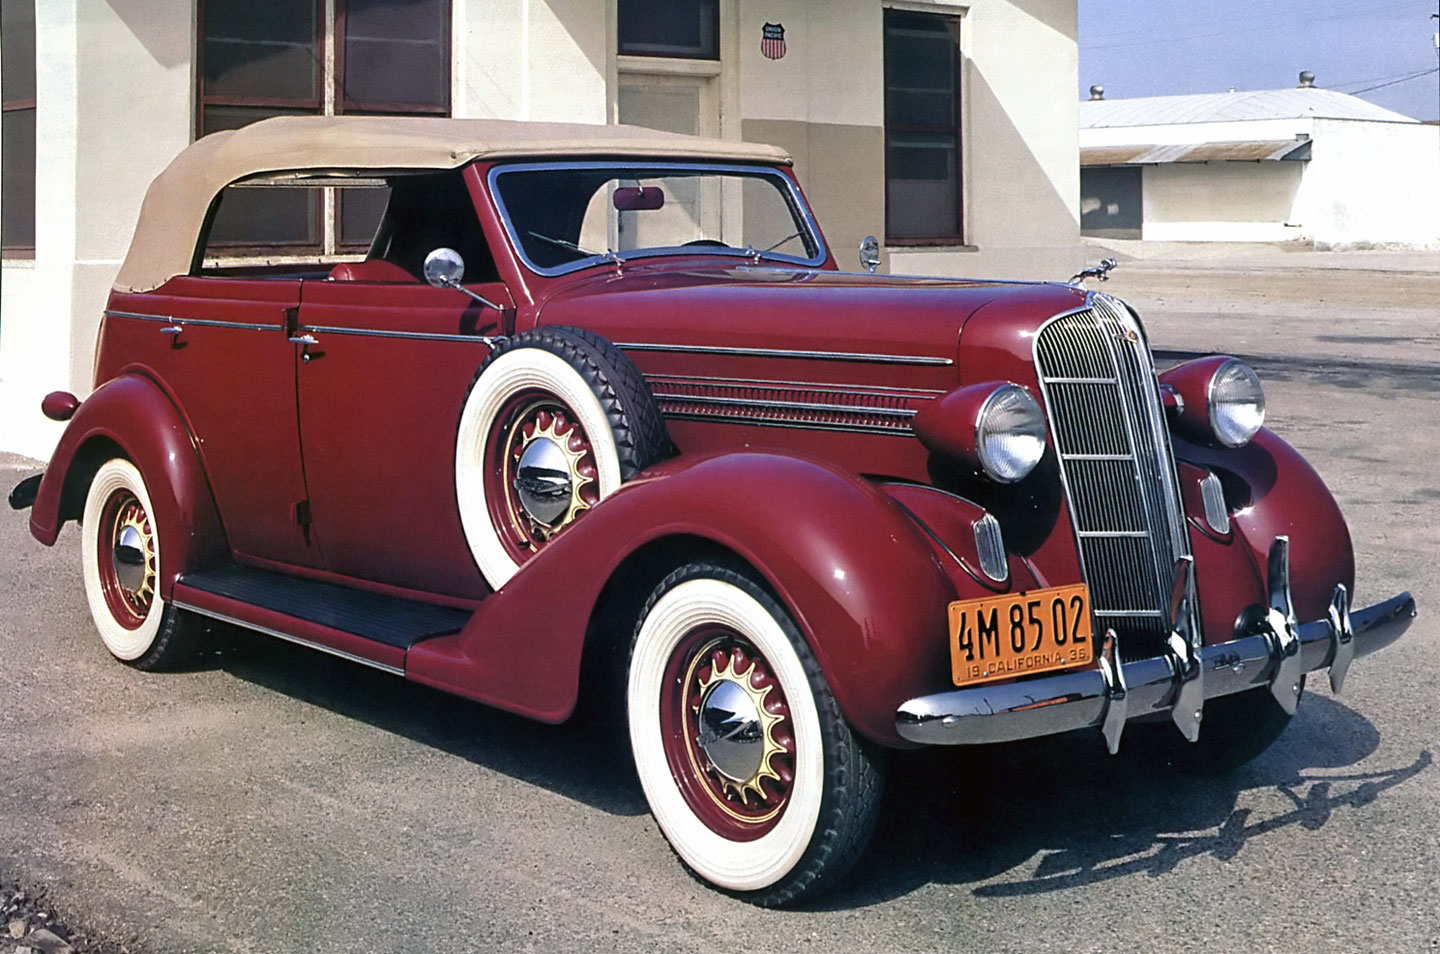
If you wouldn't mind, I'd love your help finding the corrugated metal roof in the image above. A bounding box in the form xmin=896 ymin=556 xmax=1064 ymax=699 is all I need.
xmin=1080 ymin=87 xmax=1417 ymax=128
xmin=1080 ymin=139 xmax=1313 ymax=166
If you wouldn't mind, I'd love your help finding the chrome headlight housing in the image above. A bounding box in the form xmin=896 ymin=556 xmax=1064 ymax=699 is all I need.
xmin=1207 ymin=358 xmax=1266 ymax=447
xmin=1160 ymin=355 xmax=1266 ymax=449
xmin=975 ymin=385 xmax=1047 ymax=483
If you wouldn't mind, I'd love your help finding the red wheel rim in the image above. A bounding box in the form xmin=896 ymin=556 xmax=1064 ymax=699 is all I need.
xmin=96 ymin=488 xmax=156 ymax=629
xmin=659 ymin=627 xmax=797 ymax=841
xmin=483 ymin=391 xmax=600 ymax=567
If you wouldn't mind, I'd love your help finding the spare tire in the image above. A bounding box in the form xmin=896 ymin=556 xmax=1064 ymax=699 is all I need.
xmin=455 ymin=325 xmax=668 ymax=590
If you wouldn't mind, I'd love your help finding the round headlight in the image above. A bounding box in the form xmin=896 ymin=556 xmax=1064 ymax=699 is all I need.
xmin=976 ymin=385 xmax=1047 ymax=483
xmin=1208 ymin=359 xmax=1265 ymax=447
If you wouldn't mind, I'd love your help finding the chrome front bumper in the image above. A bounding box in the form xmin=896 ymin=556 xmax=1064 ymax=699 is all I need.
xmin=895 ymin=538 xmax=1417 ymax=751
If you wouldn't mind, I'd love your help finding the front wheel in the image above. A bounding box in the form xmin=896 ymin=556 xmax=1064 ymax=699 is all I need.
xmin=80 ymin=458 xmax=198 ymax=670
xmin=626 ymin=562 xmax=883 ymax=906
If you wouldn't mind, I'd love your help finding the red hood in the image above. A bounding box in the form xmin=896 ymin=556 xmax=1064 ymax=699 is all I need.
xmin=531 ymin=263 xmax=1089 ymax=378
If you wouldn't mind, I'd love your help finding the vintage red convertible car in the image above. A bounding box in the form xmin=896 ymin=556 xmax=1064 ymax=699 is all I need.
xmin=9 ymin=116 xmax=1416 ymax=905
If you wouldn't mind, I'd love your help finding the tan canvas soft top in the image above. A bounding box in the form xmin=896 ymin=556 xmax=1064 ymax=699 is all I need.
xmin=114 ymin=115 xmax=793 ymax=293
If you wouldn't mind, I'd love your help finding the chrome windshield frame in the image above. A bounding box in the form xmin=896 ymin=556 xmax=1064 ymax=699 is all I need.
xmin=486 ymin=160 xmax=830 ymax=278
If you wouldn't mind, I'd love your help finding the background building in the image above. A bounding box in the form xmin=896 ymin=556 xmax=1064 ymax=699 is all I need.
xmin=1079 ymin=76 xmax=1440 ymax=246
xmin=0 ymin=0 xmax=1083 ymax=460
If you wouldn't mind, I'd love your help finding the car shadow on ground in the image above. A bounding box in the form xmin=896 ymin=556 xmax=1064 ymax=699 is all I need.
xmin=811 ymin=694 xmax=1431 ymax=910
xmin=192 ymin=623 xmax=650 ymax=818
xmin=188 ymin=623 xmax=1430 ymax=910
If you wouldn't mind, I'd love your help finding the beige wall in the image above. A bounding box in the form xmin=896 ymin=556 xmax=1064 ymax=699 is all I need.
xmin=735 ymin=0 xmax=1081 ymax=279
xmin=1140 ymin=162 xmax=1306 ymax=242
xmin=0 ymin=0 xmax=1083 ymax=460
xmin=1 ymin=0 xmax=193 ymax=460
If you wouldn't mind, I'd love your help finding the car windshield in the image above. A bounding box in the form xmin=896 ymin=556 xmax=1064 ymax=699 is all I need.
xmin=489 ymin=161 xmax=825 ymax=275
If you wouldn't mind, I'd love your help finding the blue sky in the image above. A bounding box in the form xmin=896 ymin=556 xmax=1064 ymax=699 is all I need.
xmin=1079 ymin=0 xmax=1440 ymax=120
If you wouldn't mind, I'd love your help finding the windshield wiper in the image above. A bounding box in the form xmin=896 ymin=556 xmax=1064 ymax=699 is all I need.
xmin=527 ymin=231 xmax=624 ymax=271
xmin=746 ymin=230 xmax=806 ymax=264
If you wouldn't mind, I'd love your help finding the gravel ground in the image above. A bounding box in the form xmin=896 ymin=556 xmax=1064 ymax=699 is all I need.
xmin=3 ymin=243 xmax=1437 ymax=952
xmin=2 ymin=882 xmax=129 ymax=954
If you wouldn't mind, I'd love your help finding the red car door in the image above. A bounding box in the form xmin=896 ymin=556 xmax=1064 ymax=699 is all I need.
xmin=107 ymin=277 xmax=320 ymax=567
xmin=292 ymin=277 xmax=510 ymax=599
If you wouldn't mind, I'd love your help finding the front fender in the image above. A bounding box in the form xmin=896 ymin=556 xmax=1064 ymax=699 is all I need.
xmin=1176 ymin=427 xmax=1354 ymax=622
xmin=406 ymin=452 xmax=958 ymax=745
xmin=29 ymin=375 xmax=227 ymax=598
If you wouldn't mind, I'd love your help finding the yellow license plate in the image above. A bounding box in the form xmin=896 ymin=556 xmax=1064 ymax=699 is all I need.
xmin=948 ymin=584 xmax=1094 ymax=687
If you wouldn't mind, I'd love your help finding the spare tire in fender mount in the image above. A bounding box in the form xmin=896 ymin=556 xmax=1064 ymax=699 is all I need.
xmin=456 ymin=325 xmax=669 ymax=590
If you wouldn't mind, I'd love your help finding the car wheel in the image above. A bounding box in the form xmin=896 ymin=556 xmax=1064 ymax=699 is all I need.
xmin=80 ymin=458 xmax=197 ymax=669
xmin=1155 ymin=681 xmax=1300 ymax=775
xmin=627 ymin=562 xmax=883 ymax=906
xmin=456 ymin=326 xmax=667 ymax=591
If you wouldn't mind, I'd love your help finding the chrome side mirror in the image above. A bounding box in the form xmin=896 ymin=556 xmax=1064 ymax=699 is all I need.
xmin=423 ymin=247 xmax=467 ymax=289
xmin=423 ymin=247 xmax=503 ymax=311
xmin=859 ymin=235 xmax=881 ymax=274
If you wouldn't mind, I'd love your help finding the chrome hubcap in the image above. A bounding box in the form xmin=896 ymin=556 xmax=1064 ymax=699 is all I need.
xmin=514 ymin=436 xmax=572 ymax=526
xmin=697 ymin=679 xmax=765 ymax=783
xmin=113 ymin=524 xmax=148 ymax=594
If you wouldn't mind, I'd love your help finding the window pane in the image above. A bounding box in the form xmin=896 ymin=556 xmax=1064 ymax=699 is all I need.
xmin=618 ymin=0 xmax=718 ymax=59
xmin=208 ymin=182 xmax=320 ymax=249
xmin=885 ymin=10 xmax=962 ymax=240
xmin=2 ymin=106 xmax=36 ymax=249
xmin=1 ymin=0 xmax=37 ymax=103
xmin=203 ymin=0 xmax=318 ymax=102
xmin=200 ymin=108 xmax=320 ymax=250
xmin=342 ymin=0 xmax=448 ymax=109
xmin=338 ymin=185 xmax=391 ymax=248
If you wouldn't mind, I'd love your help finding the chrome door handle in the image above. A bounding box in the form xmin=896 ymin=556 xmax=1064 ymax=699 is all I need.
xmin=160 ymin=325 xmax=183 ymax=336
xmin=289 ymin=333 xmax=320 ymax=363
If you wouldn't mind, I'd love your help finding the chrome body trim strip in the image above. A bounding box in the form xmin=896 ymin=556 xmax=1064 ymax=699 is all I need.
xmin=652 ymin=392 xmax=917 ymax=418
xmin=657 ymin=411 xmax=911 ymax=435
xmin=106 ymin=310 xmax=275 ymax=332
xmin=647 ymin=372 xmax=945 ymax=396
xmin=621 ymin=341 xmax=953 ymax=365
xmin=301 ymin=324 xmax=501 ymax=344
xmin=173 ymin=601 xmax=407 ymax=676
xmin=895 ymin=590 xmax=1416 ymax=746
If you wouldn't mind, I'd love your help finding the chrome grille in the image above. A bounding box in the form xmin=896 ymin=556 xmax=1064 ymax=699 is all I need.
xmin=1034 ymin=295 xmax=1193 ymax=662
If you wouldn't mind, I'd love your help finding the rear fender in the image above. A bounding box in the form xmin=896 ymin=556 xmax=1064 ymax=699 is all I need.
xmin=406 ymin=452 xmax=959 ymax=745
xmin=1175 ymin=428 xmax=1353 ymax=623
xmin=29 ymin=375 xmax=227 ymax=598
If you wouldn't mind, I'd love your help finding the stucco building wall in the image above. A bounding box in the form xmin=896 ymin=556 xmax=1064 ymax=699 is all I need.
xmin=1 ymin=0 xmax=1082 ymax=460
xmin=1081 ymin=111 xmax=1440 ymax=247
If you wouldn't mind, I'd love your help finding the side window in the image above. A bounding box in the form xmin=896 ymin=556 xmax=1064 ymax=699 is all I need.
xmin=199 ymin=179 xmax=390 ymax=276
xmin=371 ymin=173 xmax=498 ymax=283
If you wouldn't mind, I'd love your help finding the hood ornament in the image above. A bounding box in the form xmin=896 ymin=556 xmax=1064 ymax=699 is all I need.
xmin=1070 ymin=257 xmax=1117 ymax=286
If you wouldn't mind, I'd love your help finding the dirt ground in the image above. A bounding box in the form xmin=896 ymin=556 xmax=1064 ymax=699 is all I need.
xmin=2 ymin=244 xmax=1437 ymax=953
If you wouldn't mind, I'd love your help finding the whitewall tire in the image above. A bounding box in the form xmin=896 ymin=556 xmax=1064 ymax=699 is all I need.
xmin=455 ymin=327 xmax=666 ymax=591
xmin=80 ymin=458 xmax=196 ymax=669
xmin=627 ymin=562 xmax=882 ymax=906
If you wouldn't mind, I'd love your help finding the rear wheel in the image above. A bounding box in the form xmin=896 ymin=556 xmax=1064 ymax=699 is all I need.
xmin=626 ymin=562 xmax=883 ymax=906
xmin=81 ymin=458 xmax=198 ymax=670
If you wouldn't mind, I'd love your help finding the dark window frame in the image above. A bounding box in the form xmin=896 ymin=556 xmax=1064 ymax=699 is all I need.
xmin=617 ymin=0 xmax=719 ymax=60
xmin=883 ymin=8 xmax=965 ymax=246
xmin=335 ymin=0 xmax=451 ymax=115
xmin=2 ymin=0 xmax=38 ymax=257
xmin=195 ymin=0 xmax=451 ymax=256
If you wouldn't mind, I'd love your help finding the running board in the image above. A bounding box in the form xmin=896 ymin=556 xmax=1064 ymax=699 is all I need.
xmin=173 ymin=565 xmax=473 ymax=675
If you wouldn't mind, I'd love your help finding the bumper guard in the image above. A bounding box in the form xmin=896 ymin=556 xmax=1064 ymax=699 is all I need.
xmin=895 ymin=537 xmax=1416 ymax=751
